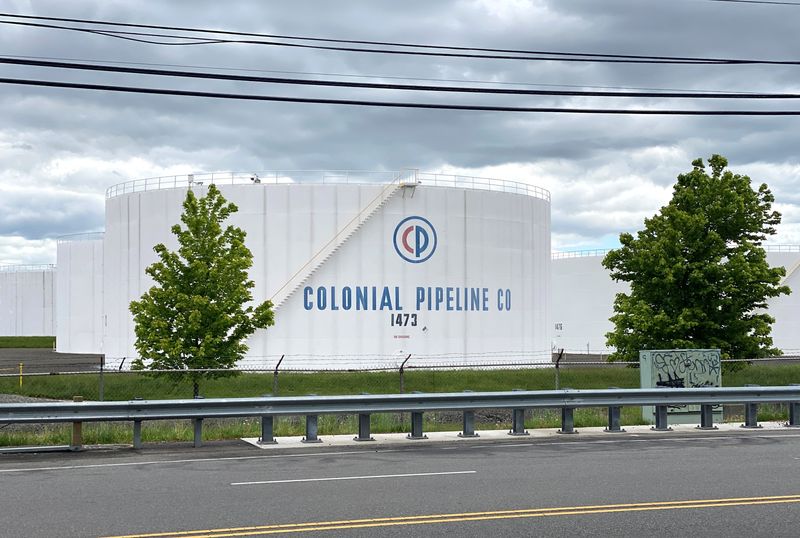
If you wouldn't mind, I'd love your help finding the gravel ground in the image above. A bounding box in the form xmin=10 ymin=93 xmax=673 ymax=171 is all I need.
xmin=0 ymin=348 xmax=102 ymax=374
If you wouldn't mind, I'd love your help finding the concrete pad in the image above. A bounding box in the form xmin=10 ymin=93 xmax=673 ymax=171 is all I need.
xmin=242 ymin=420 xmax=793 ymax=449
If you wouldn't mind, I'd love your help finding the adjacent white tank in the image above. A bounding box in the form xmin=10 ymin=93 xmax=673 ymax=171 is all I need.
xmin=552 ymin=247 xmax=800 ymax=355
xmin=103 ymin=171 xmax=552 ymax=369
xmin=764 ymin=247 xmax=800 ymax=354
xmin=56 ymin=233 xmax=104 ymax=354
xmin=0 ymin=265 xmax=56 ymax=336
xmin=551 ymin=251 xmax=623 ymax=354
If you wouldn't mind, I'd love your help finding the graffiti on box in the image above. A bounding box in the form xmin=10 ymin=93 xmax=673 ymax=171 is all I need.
xmin=653 ymin=350 xmax=721 ymax=389
xmin=643 ymin=349 xmax=722 ymax=412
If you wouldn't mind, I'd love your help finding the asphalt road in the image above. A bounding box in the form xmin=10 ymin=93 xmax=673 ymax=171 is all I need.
xmin=1 ymin=431 xmax=799 ymax=537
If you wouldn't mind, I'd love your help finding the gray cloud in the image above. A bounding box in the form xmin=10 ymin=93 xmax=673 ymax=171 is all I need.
xmin=1 ymin=0 xmax=800 ymax=260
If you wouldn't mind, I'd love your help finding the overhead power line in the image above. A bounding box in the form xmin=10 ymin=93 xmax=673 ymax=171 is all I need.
xmin=0 ymin=13 xmax=797 ymax=65
xmin=705 ymin=0 xmax=800 ymax=5
xmin=9 ymin=54 xmax=753 ymax=94
xmin=0 ymin=19 xmax=714 ymax=63
xmin=3 ymin=77 xmax=800 ymax=114
xmin=2 ymin=56 xmax=800 ymax=99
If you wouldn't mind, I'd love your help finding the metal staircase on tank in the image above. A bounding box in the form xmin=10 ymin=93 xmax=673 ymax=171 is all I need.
xmin=269 ymin=171 xmax=418 ymax=310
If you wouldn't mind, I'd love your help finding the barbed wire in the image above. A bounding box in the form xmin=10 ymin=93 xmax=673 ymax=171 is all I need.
xmin=2 ymin=355 xmax=799 ymax=378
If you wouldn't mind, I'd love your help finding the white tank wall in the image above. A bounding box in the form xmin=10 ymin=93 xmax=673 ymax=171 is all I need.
xmin=56 ymin=235 xmax=104 ymax=354
xmin=764 ymin=250 xmax=800 ymax=353
xmin=551 ymin=254 xmax=626 ymax=353
xmin=104 ymin=183 xmax=551 ymax=368
xmin=552 ymin=249 xmax=800 ymax=355
xmin=0 ymin=266 xmax=56 ymax=336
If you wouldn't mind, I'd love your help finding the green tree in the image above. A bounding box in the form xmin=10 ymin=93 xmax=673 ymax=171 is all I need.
xmin=603 ymin=155 xmax=790 ymax=370
xmin=129 ymin=184 xmax=274 ymax=396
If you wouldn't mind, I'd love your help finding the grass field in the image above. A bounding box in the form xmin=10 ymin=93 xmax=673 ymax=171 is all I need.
xmin=1 ymin=363 xmax=798 ymax=447
xmin=4 ymin=363 xmax=800 ymax=401
xmin=0 ymin=336 xmax=55 ymax=349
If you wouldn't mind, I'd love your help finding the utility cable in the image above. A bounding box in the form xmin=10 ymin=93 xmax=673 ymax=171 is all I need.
xmin=705 ymin=0 xmax=800 ymax=5
xmin=2 ymin=57 xmax=800 ymax=98
xmin=1 ymin=13 xmax=797 ymax=65
xmin=3 ymin=54 xmax=761 ymax=93
xmin=0 ymin=19 xmax=720 ymax=64
xmin=3 ymin=76 xmax=800 ymax=114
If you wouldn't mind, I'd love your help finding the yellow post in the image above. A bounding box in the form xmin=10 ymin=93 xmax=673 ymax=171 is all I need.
xmin=18 ymin=362 xmax=23 ymax=388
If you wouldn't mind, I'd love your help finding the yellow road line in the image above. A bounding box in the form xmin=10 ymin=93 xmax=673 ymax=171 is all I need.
xmin=103 ymin=494 xmax=800 ymax=538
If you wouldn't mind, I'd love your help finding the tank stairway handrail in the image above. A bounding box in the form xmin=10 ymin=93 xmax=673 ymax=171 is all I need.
xmin=269 ymin=174 xmax=410 ymax=309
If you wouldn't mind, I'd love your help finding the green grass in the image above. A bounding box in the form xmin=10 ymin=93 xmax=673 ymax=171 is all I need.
xmin=4 ymin=364 xmax=799 ymax=401
xmin=1 ymin=364 xmax=798 ymax=447
xmin=0 ymin=336 xmax=55 ymax=349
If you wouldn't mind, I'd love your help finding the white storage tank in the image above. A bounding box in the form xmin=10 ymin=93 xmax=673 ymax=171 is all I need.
xmin=551 ymin=246 xmax=800 ymax=355
xmin=764 ymin=247 xmax=800 ymax=354
xmin=0 ymin=264 xmax=56 ymax=336
xmin=551 ymin=250 xmax=622 ymax=354
xmin=103 ymin=171 xmax=552 ymax=369
xmin=56 ymin=232 xmax=104 ymax=354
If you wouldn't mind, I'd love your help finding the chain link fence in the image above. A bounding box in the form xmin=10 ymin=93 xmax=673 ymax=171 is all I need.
xmin=1 ymin=350 xmax=799 ymax=402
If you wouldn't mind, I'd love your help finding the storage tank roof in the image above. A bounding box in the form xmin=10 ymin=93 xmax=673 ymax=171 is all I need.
xmin=106 ymin=170 xmax=550 ymax=202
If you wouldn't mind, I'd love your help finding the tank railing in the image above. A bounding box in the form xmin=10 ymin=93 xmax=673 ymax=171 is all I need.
xmin=552 ymin=245 xmax=800 ymax=259
xmin=764 ymin=244 xmax=800 ymax=252
xmin=105 ymin=170 xmax=551 ymax=202
xmin=551 ymin=249 xmax=614 ymax=259
xmin=55 ymin=231 xmax=105 ymax=243
xmin=0 ymin=264 xmax=56 ymax=272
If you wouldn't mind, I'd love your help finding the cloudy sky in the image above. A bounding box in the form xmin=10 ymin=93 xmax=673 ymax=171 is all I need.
xmin=1 ymin=0 xmax=799 ymax=265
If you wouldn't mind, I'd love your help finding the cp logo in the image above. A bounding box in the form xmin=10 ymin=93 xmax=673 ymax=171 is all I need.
xmin=393 ymin=216 xmax=437 ymax=263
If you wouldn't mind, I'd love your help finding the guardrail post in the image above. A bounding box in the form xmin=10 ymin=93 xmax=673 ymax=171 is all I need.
xmin=788 ymin=385 xmax=800 ymax=428
xmin=604 ymin=386 xmax=625 ymax=433
xmin=458 ymin=390 xmax=479 ymax=438
xmin=741 ymin=385 xmax=762 ymax=429
xmin=789 ymin=402 xmax=800 ymax=427
xmin=508 ymin=408 xmax=528 ymax=436
xmin=697 ymin=404 xmax=717 ymax=430
xmin=651 ymin=405 xmax=672 ymax=431
xmin=558 ymin=407 xmax=577 ymax=434
xmin=133 ymin=420 xmax=142 ymax=449
xmin=605 ymin=406 xmax=625 ymax=433
xmin=259 ymin=416 xmax=277 ymax=445
xmin=70 ymin=396 xmax=83 ymax=451
xmin=407 ymin=411 xmax=427 ymax=439
xmin=508 ymin=388 xmax=528 ymax=436
xmin=354 ymin=413 xmax=374 ymax=441
xmin=459 ymin=410 xmax=479 ymax=438
xmin=193 ymin=418 xmax=203 ymax=447
xmin=303 ymin=415 xmax=322 ymax=443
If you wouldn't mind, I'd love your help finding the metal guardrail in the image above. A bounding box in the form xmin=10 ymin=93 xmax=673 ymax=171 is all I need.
xmin=1 ymin=387 xmax=798 ymax=450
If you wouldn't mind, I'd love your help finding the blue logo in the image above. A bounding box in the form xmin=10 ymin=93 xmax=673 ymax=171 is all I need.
xmin=393 ymin=216 xmax=437 ymax=263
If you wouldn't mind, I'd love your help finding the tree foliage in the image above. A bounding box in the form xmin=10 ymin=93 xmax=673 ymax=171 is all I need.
xmin=129 ymin=185 xmax=274 ymax=396
xmin=603 ymin=155 xmax=790 ymax=369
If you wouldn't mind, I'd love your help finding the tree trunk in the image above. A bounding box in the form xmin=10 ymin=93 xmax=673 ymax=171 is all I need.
xmin=193 ymin=381 xmax=200 ymax=399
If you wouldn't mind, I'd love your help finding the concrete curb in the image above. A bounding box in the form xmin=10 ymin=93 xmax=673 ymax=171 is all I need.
xmin=242 ymin=420 xmax=794 ymax=449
